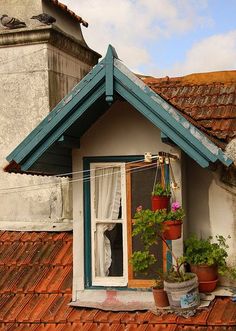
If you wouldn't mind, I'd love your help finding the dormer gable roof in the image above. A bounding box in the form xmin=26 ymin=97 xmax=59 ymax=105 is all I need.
xmin=5 ymin=45 xmax=233 ymax=175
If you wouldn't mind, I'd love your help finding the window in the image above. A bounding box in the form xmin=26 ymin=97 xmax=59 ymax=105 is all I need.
xmin=90 ymin=163 xmax=127 ymax=286
xmin=86 ymin=159 xmax=166 ymax=289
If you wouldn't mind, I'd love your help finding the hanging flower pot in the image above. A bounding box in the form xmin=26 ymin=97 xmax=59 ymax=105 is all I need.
xmin=162 ymin=220 xmax=182 ymax=240
xmin=161 ymin=202 xmax=184 ymax=240
xmin=151 ymin=196 xmax=170 ymax=211
xmin=151 ymin=183 xmax=171 ymax=211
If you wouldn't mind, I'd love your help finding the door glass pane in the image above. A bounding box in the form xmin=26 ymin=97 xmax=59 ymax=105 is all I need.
xmin=95 ymin=223 xmax=123 ymax=277
xmin=94 ymin=166 xmax=121 ymax=220
xmin=131 ymin=165 xmax=163 ymax=279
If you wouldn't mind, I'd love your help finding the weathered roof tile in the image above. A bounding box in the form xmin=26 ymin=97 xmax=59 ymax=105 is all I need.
xmin=141 ymin=70 xmax=236 ymax=144
xmin=0 ymin=231 xmax=235 ymax=330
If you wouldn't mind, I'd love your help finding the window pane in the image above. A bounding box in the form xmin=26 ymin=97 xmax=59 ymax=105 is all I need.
xmin=95 ymin=223 xmax=123 ymax=277
xmin=94 ymin=167 xmax=121 ymax=220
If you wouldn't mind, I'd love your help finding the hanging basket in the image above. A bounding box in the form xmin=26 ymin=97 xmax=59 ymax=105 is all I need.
xmin=151 ymin=196 xmax=170 ymax=211
xmin=162 ymin=220 xmax=182 ymax=240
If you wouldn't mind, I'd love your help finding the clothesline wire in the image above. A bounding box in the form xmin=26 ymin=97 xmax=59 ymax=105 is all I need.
xmin=0 ymin=157 xmax=175 ymax=195
xmin=0 ymin=161 xmax=157 ymax=194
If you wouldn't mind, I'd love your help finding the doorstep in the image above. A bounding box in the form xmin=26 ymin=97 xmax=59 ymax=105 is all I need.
xmin=70 ymin=289 xmax=155 ymax=311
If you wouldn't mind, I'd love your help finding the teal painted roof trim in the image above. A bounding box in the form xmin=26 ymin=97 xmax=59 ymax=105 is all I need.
xmin=6 ymin=45 xmax=232 ymax=173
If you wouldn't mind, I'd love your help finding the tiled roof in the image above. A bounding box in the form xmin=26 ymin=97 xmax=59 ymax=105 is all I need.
xmin=49 ymin=0 xmax=88 ymax=27
xmin=140 ymin=71 xmax=236 ymax=147
xmin=0 ymin=231 xmax=235 ymax=330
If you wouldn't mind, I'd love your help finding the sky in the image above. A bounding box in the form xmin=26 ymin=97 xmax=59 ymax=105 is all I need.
xmin=61 ymin=0 xmax=236 ymax=77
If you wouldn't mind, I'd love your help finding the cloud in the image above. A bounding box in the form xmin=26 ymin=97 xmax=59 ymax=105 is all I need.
xmin=61 ymin=0 xmax=211 ymax=72
xmin=162 ymin=30 xmax=236 ymax=76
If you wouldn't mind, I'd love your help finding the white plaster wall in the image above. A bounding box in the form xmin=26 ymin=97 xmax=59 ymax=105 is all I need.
xmin=0 ymin=42 xmax=72 ymax=228
xmin=186 ymin=157 xmax=236 ymax=266
xmin=0 ymin=0 xmax=42 ymax=26
xmin=47 ymin=44 xmax=92 ymax=109
xmin=0 ymin=0 xmax=86 ymax=44
xmin=43 ymin=0 xmax=86 ymax=44
xmin=72 ymin=100 xmax=183 ymax=294
xmin=0 ymin=44 xmax=49 ymax=161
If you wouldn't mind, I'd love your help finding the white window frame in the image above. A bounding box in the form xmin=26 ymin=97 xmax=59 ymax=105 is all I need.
xmin=90 ymin=162 xmax=128 ymax=287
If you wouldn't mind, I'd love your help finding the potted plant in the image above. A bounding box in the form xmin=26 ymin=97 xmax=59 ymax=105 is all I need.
xmin=152 ymin=183 xmax=171 ymax=211
xmin=130 ymin=206 xmax=200 ymax=309
xmin=152 ymin=277 xmax=169 ymax=308
xmin=184 ymin=234 xmax=236 ymax=292
xmin=162 ymin=202 xmax=185 ymax=240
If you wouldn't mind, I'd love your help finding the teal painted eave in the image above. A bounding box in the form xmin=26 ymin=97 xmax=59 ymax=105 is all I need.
xmin=7 ymin=59 xmax=106 ymax=165
xmin=6 ymin=45 xmax=233 ymax=174
xmin=113 ymin=59 xmax=232 ymax=168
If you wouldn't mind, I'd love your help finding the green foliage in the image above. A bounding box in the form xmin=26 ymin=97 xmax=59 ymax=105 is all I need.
xmin=166 ymin=207 xmax=185 ymax=221
xmin=184 ymin=235 xmax=229 ymax=269
xmin=164 ymin=269 xmax=194 ymax=283
xmin=152 ymin=183 xmax=171 ymax=197
xmin=130 ymin=251 xmax=156 ymax=274
xmin=132 ymin=208 xmax=164 ymax=249
xmin=129 ymin=205 xmax=187 ymax=282
xmin=184 ymin=234 xmax=236 ymax=279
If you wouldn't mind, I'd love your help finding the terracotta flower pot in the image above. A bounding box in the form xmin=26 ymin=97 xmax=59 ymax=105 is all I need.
xmin=190 ymin=264 xmax=218 ymax=282
xmin=198 ymin=279 xmax=218 ymax=293
xmin=151 ymin=196 xmax=170 ymax=211
xmin=152 ymin=288 xmax=169 ymax=308
xmin=162 ymin=220 xmax=182 ymax=240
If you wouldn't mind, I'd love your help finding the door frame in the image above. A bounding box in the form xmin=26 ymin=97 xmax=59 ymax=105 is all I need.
xmin=83 ymin=156 xmax=142 ymax=289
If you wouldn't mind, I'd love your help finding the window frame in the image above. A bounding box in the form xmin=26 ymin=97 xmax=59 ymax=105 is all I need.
xmin=90 ymin=162 xmax=128 ymax=287
xmin=83 ymin=156 xmax=170 ymax=289
xmin=83 ymin=156 xmax=142 ymax=289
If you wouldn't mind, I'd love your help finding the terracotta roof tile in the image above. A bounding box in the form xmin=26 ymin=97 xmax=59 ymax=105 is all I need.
xmin=207 ymin=298 xmax=236 ymax=325
xmin=140 ymin=70 xmax=236 ymax=145
xmin=0 ymin=231 xmax=235 ymax=330
xmin=49 ymin=0 xmax=88 ymax=27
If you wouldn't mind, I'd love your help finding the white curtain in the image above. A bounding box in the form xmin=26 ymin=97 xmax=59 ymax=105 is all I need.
xmin=94 ymin=166 xmax=121 ymax=277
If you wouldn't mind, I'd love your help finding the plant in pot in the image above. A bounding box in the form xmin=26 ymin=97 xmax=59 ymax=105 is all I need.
xmin=184 ymin=234 xmax=236 ymax=292
xmin=152 ymin=183 xmax=171 ymax=211
xmin=162 ymin=202 xmax=184 ymax=240
xmin=130 ymin=207 xmax=169 ymax=308
xmin=130 ymin=206 xmax=200 ymax=309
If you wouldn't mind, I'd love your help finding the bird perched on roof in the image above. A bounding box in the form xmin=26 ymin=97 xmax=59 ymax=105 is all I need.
xmin=0 ymin=14 xmax=26 ymax=29
xmin=31 ymin=13 xmax=56 ymax=25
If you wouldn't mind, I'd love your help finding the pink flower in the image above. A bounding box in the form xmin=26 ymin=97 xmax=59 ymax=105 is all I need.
xmin=171 ymin=201 xmax=181 ymax=211
xmin=136 ymin=205 xmax=143 ymax=212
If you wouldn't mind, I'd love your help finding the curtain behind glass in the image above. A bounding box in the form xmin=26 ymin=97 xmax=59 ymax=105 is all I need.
xmin=94 ymin=166 xmax=122 ymax=277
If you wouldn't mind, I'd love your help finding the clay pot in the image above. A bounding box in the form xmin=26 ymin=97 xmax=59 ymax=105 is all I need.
xmin=152 ymin=288 xmax=169 ymax=308
xmin=190 ymin=264 xmax=218 ymax=292
xmin=162 ymin=220 xmax=182 ymax=240
xmin=198 ymin=279 xmax=218 ymax=293
xmin=151 ymin=196 xmax=170 ymax=211
xmin=190 ymin=264 xmax=218 ymax=282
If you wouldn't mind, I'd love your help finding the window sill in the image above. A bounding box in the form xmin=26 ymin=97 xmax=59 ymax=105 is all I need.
xmin=70 ymin=289 xmax=155 ymax=311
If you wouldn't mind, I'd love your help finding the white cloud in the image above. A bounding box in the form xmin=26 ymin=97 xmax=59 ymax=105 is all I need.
xmin=61 ymin=0 xmax=211 ymax=72
xmin=162 ymin=31 xmax=236 ymax=76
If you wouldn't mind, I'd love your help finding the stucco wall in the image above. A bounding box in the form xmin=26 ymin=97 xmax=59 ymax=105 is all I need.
xmin=0 ymin=25 xmax=97 ymax=229
xmin=47 ymin=44 xmax=92 ymax=109
xmin=0 ymin=0 xmax=86 ymax=45
xmin=0 ymin=42 xmax=72 ymax=228
xmin=186 ymin=156 xmax=236 ymax=266
xmin=72 ymin=100 xmax=183 ymax=294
